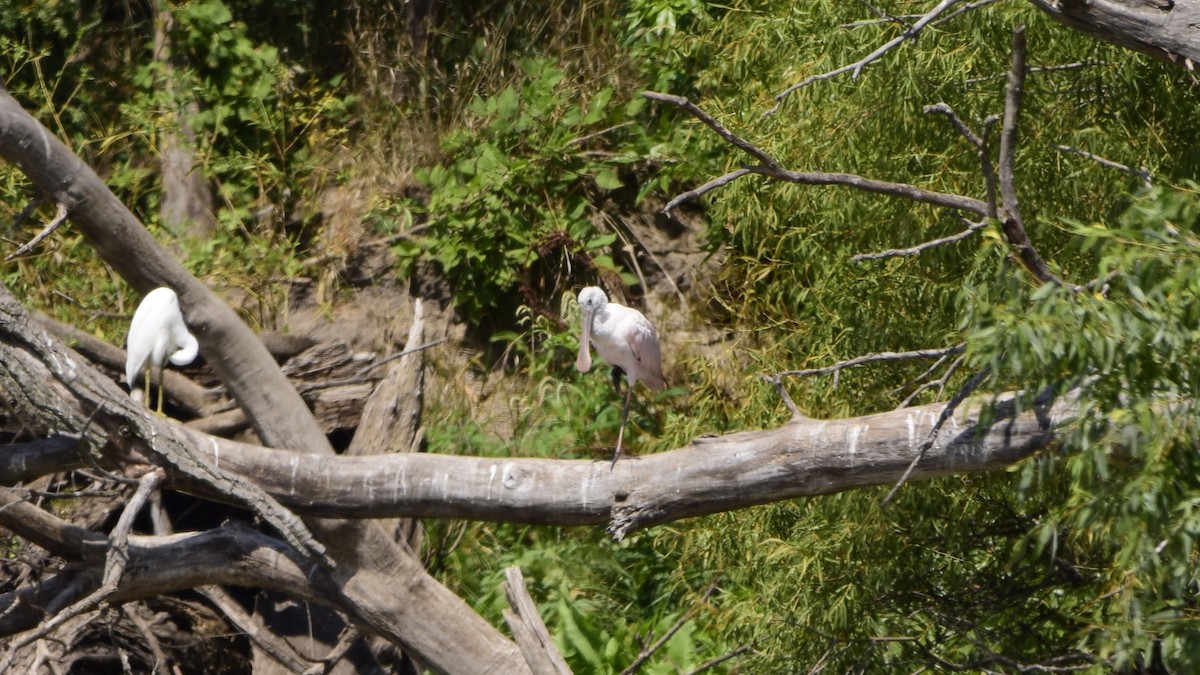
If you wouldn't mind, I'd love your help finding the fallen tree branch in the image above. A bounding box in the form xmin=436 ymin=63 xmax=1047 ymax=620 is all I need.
xmin=0 ymin=382 xmax=1078 ymax=541
xmin=0 ymin=469 xmax=164 ymax=672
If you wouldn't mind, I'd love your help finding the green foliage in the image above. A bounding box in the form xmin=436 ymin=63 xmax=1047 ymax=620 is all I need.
xmin=126 ymin=0 xmax=355 ymax=237
xmin=7 ymin=0 xmax=1200 ymax=671
xmin=961 ymin=186 xmax=1200 ymax=669
xmin=396 ymin=57 xmax=654 ymax=325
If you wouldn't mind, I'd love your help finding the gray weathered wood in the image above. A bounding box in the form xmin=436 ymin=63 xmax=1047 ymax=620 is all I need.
xmin=0 ymin=365 xmax=1074 ymax=542
xmin=503 ymin=567 xmax=572 ymax=675
xmin=1028 ymin=0 xmax=1200 ymax=70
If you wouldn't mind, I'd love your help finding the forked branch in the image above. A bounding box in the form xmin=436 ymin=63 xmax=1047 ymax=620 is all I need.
xmin=764 ymin=0 xmax=964 ymax=116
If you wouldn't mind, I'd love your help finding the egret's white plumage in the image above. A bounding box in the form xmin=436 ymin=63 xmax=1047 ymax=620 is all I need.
xmin=125 ymin=287 xmax=198 ymax=411
xmin=575 ymin=286 xmax=664 ymax=467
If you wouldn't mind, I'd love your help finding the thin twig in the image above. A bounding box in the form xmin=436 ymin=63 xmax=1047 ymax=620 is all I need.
xmin=201 ymin=585 xmax=320 ymax=674
xmin=307 ymin=626 xmax=361 ymax=675
xmin=687 ymin=642 xmax=755 ymax=675
xmin=932 ymin=0 xmax=1001 ymax=25
xmin=776 ymin=346 xmax=966 ymax=380
xmin=853 ymin=0 xmax=915 ymax=30
xmin=924 ymin=103 xmax=999 ymax=218
xmin=853 ymin=218 xmax=986 ymax=261
xmin=643 ymin=92 xmax=781 ymax=170
xmin=764 ymin=0 xmax=962 ymax=117
xmin=6 ymin=203 xmax=68 ymax=261
xmin=567 ymin=121 xmax=635 ymax=146
xmin=760 ymin=375 xmax=805 ymax=421
xmin=1053 ymin=144 xmax=1153 ymax=189
xmin=881 ymin=365 xmax=991 ymax=505
xmin=964 ymin=60 xmax=1107 ymax=85
xmin=896 ymin=353 xmax=965 ymax=409
xmin=619 ymin=578 xmax=721 ymax=675
xmin=662 ymin=168 xmax=754 ymax=214
xmin=357 ymin=337 xmax=448 ymax=377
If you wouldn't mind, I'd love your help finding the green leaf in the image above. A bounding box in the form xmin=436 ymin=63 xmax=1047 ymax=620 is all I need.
xmin=594 ymin=169 xmax=623 ymax=191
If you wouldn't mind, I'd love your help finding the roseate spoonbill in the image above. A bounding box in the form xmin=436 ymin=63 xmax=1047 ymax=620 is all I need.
xmin=125 ymin=287 xmax=199 ymax=413
xmin=575 ymin=286 xmax=665 ymax=467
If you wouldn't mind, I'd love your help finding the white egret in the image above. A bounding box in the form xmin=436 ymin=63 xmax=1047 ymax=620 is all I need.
xmin=575 ymin=286 xmax=665 ymax=467
xmin=125 ymin=287 xmax=199 ymax=413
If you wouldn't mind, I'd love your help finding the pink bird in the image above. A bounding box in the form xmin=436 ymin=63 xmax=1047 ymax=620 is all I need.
xmin=575 ymin=286 xmax=665 ymax=467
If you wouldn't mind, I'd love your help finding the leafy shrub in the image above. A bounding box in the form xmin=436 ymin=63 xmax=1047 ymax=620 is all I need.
xmin=393 ymin=57 xmax=655 ymax=326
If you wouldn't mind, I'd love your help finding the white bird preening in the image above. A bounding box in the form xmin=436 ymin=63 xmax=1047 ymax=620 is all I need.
xmin=125 ymin=287 xmax=199 ymax=414
xmin=575 ymin=286 xmax=665 ymax=468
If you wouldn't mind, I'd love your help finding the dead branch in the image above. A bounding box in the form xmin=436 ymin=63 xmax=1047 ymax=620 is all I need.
xmin=642 ymin=92 xmax=780 ymax=169
xmin=644 ymin=92 xmax=989 ymax=218
xmin=0 ymin=380 xmax=1077 ymax=543
xmin=775 ymin=345 xmax=966 ymax=380
xmin=997 ymin=26 xmax=1076 ymax=290
xmin=0 ymin=469 xmax=164 ymax=672
xmin=852 ymin=218 xmax=987 ymax=261
xmin=759 ymin=374 xmax=807 ymax=421
xmin=1026 ymin=0 xmax=1200 ymax=70
xmin=503 ymin=567 xmax=572 ymax=675
xmin=5 ymin=202 xmax=68 ymax=261
xmin=764 ymin=0 xmax=963 ymax=117
xmin=146 ymin=487 xmax=319 ymax=675
xmin=661 ymin=168 xmax=753 ymax=214
xmin=895 ymin=352 xmax=966 ymax=409
xmin=1053 ymin=144 xmax=1153 ymax=189
xmin=924 ymin=103 xmax=999 ymax=218
xmin=200 ymin=585 xmax=319 ymax=674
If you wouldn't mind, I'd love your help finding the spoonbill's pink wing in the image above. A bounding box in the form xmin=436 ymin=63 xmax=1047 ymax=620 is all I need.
xmin=624 ymin=317 xmax=665 ymax=391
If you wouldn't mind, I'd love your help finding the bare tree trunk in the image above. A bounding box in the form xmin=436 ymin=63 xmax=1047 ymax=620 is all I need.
xmin=152 ymin=0 xmax=217 ymax=241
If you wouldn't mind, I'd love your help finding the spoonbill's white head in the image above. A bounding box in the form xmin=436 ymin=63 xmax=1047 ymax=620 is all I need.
xmin=575 ymin=286 xmax=609 ymax=373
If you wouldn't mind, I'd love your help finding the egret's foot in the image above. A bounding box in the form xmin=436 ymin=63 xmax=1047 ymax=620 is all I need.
xmin=155 ymin=381 xmax=166 ymax=416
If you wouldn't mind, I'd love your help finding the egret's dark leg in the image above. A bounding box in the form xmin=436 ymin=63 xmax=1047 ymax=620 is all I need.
xmin=610 ymin=366 xmax=626 ymax=394
xmin=611 ymin=384 xmax=634 ymax=470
